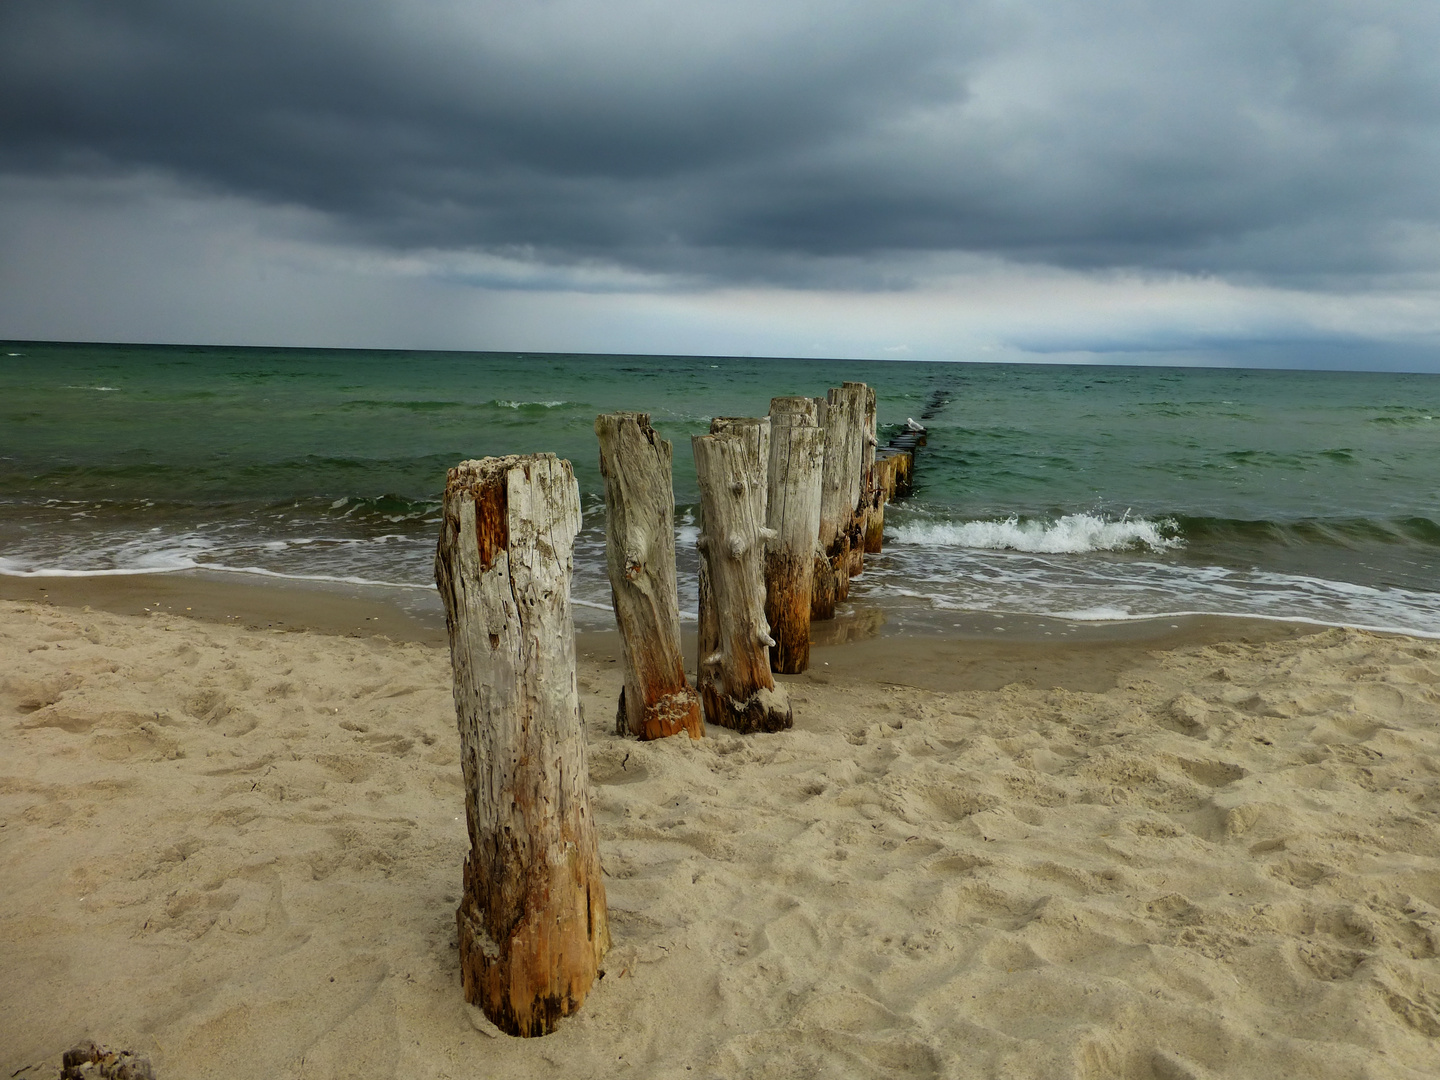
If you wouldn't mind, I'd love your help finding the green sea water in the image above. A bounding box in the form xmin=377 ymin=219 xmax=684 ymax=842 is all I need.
xmin=2 ymin=341 xmax=1438 ymax=635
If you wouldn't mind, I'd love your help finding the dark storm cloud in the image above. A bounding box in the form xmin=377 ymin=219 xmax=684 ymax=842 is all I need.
xmin=3 ymin=0 xmax=1439 ymax=287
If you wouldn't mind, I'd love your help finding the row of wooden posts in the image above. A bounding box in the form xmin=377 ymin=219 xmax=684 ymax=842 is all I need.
xmin=432 ymin=381 xmax=913 ymax=1037
xmin=601 ymin=381 xmax=913 ymax=742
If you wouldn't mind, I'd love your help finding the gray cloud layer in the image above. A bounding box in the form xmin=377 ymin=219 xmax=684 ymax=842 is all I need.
xmin=4 ymin=0 xmax=1439 ymax=289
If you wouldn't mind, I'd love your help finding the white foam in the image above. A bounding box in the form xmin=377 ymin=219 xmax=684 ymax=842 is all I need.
xmin=194 ymin=565 xmax=433 ymax=590
xmin=1050 ymin=605 xmax=1136 ymax=621
xmin=0 ymin=536 xmax=213 ymax=577
xmin=891 ymin=513 xmax=1182 ymax=554
xmin=495 ymin=399 xmax=569 ymax=409
xmin=0 ymin=564 xmax=192 ymax=578
xmin=864 ymin=543 xmax=1440 ymax=638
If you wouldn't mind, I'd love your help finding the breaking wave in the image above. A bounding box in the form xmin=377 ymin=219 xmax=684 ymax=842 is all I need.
xmin=891 ymin=513 xmax=1183 ymax=554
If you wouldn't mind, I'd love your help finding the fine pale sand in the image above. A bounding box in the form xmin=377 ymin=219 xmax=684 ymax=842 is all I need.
xmin=3 ymin=582 xmax=1440 ymax=1079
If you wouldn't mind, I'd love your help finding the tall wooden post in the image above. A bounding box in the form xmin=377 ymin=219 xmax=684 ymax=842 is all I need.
xmin=595 ymin=413 xmax=703 ymax=740
xmin=813 ymin=383 xmax=867 ymax=616
xmin=850 ymin=384 xmax=877 ymax=573
xmin=693 ymin=431 xmax=792 ymax=733
xmin=810 ymin=395 xmax=838 ymax=620
xmin=434 ymin=454 xmax=609 ymax=1038
xmin=765 ymin=397 xmax=824 ymax=673
xmin=697 ymin=417 xmax=772 ymax=705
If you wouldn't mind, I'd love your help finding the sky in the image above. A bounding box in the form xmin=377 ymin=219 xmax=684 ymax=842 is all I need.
xmin=3 ymin=0 xmax=1440 ymax=369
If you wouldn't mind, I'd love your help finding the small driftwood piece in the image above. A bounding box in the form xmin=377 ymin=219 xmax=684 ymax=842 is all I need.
xmin=765 ymin=396 xmax=824 ymax=673
xmin=595 ymin=412 xmax=702 ymax=740
xmin=850 ymin=383 xmax=878 ymax=570
xmin=693 ymin=429 xmax=791 ymax=733
xmin=434 ymin=454 xmax=609 ymax=1037
xmin=813 ymin=383 xmax=868 ymax=618
xmin=61 ymin=1044 xmax=154 ymax=1080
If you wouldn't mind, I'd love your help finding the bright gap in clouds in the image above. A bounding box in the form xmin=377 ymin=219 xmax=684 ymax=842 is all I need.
xmin=3 ymin=172 xmax=1440 ymax=371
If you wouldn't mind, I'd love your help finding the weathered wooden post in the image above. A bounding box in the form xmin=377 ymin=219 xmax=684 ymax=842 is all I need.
xmin=434 ymin=454 xmax=609 ymax=1037
xmin=850 ymin=384 xmax=878 ymax=572
xmin=810 ymin=395 xmax=838 ymax=620
xmin=866 ymin=452 xmax=903 ymax=553
xmin=697 ymin=417 xmax=771 ymax=704
xmin=892 ymin=447 xmax=915 ymax=497
xmin=693 ymin=429 xmax=792 ymax=733
xmin=765 ymin=397 xmax=824 ymax=673
xmin=813 ymin=383 xmax=867 ymax=617
xmin=595 ymin=413 xmax=703 ymax=740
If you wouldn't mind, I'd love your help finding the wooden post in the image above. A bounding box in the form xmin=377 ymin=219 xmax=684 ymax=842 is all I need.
xmin=434 ymin=454 xmax=609 ymax=1038
xmin=697 ymin=417 xmax=771 ymax=702
xmin=850 ymin=384 xmax=877 ymax=571
xmin=810 ymin=395 xmax=838 ymax=621
xmin=892 ymin=448 xmax=914 ymax=497
xmin=595 ymin=413 xmax=703 ymax=740
xmin=866 ymin=452 xmax=903 ymax=553
xmin=693 ymin=431 xmax=792 ymax=733
xmin=813 ymin=383 xmax=867 ymax=616
xmin=765 ymin=397 xmax=824 ymax=673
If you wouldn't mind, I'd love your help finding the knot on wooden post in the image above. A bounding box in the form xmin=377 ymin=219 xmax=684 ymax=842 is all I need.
xmin=435 ymin=453 xmax=609 ymax=1038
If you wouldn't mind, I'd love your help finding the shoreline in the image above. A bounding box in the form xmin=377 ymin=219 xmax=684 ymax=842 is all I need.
xmin=0 ymin=568 xmax=1327 ymax=699
xmin=2 ymin=566 xmax=1324 ymax=661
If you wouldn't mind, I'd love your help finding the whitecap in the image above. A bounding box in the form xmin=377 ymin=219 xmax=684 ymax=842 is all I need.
xmin=890 ymin=513 xmax=1182 ymax=554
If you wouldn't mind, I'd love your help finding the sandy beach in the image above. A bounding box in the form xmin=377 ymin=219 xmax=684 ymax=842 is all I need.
xmin=3 ymin=578 xmax=1440 ymax=1079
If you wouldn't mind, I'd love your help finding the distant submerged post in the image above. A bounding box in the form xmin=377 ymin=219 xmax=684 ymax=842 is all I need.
xmin=434 ymin=454 xmax=609 ymax=1037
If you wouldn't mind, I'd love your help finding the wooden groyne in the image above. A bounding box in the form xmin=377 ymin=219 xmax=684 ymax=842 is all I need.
xmin=432 ymin=379 xmax=928 ymax=1033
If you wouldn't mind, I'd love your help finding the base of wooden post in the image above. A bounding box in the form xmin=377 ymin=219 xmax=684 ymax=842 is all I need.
xmin=456 ymin=849 xmax=606 ymax=1038
xmin=698 ymin=680 xmax=792 ymax=734
xmin=811 ymin=549 xmax=839 ymax=621
xmin=764 ymin=549 xmax=811 ymax=674
xmin=616 ymin=685 xmax=703 ymax=739
xmin=864 ymin=490 xmax=885 ymax=554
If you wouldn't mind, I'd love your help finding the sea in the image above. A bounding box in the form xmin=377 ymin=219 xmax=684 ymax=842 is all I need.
xmin=3 ymin=341 xmax=1438 ymax=638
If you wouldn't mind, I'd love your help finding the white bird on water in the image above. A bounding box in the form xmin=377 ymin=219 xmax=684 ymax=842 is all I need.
xmin=905 ymin=417 xmax=926 ymax=432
